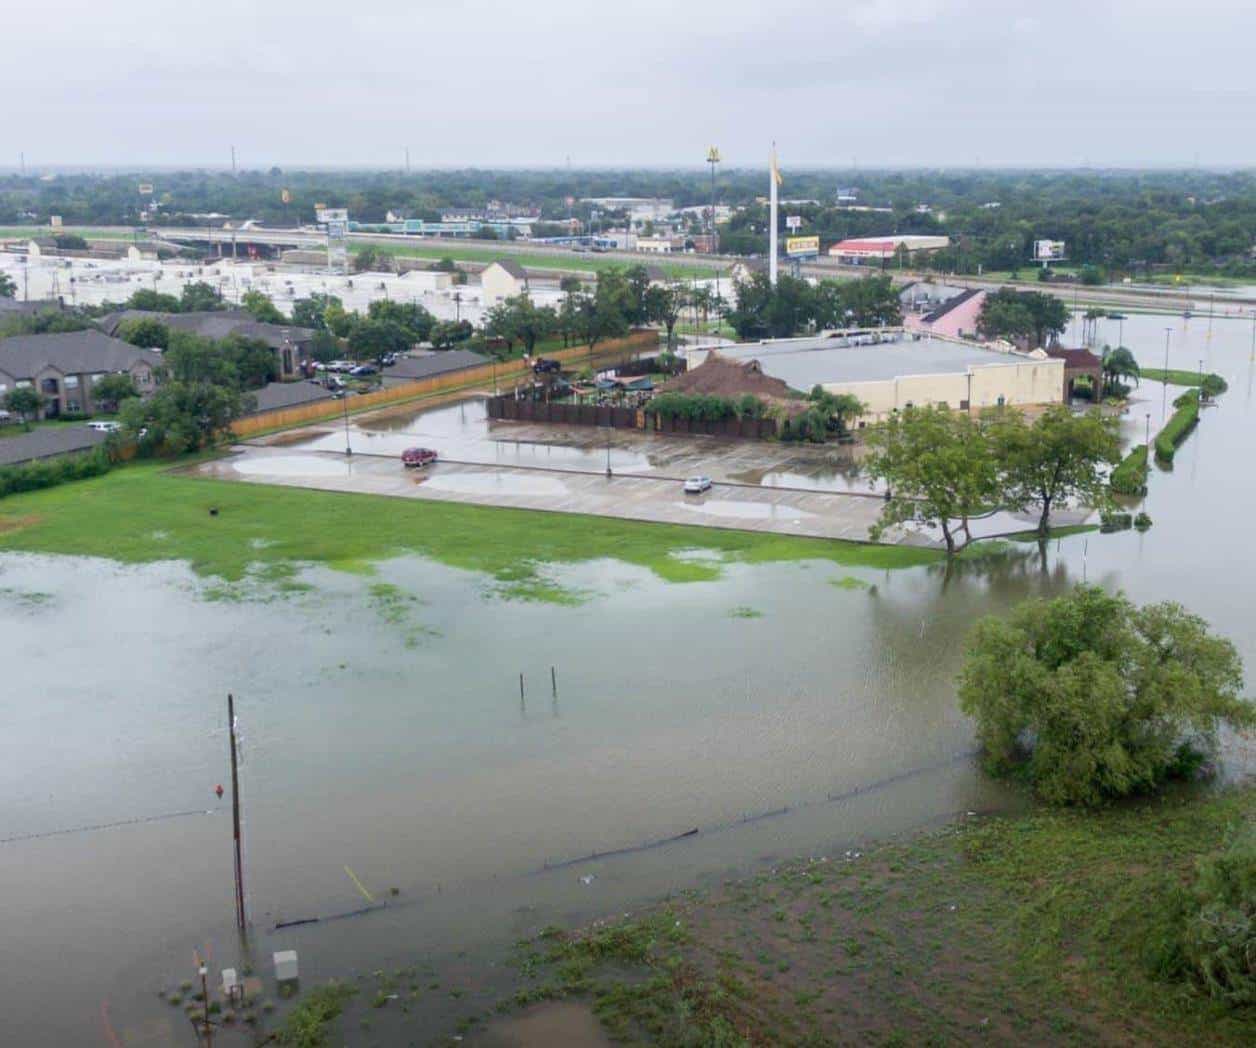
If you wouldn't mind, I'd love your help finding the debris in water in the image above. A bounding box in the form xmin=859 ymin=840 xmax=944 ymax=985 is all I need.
xmin=579 ymin=874 xmax=595 ymax=885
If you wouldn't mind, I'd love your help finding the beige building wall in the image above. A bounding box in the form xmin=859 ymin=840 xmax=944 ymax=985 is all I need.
xmin=820 ymin=358 xmax=1064 ymax=422
xmin=480 ymin=263 xmax=524 ymax=304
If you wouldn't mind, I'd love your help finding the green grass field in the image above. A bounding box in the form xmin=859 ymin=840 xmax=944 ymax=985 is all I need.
xmin=500 ymin=783 xmax=1255 ymax=1045
xmin=0 ymin=462 xmax=937 ymax=599
xmin=354 ymin=240 xmax=718 ymax=279
xmin=0 ymin=225 xmax=137 ymax=240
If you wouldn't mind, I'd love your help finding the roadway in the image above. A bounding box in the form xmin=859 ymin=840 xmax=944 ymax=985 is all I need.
xmin=65 ymin=224 xmax=1256 ymax=312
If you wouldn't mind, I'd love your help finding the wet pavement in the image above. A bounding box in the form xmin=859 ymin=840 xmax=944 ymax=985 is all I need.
xmin=197 ymin=447 xmax=927 ymax=545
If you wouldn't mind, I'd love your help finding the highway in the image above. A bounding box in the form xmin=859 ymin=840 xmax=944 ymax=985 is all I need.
xmin=37 ymin=224 xmax=1255 ymax=312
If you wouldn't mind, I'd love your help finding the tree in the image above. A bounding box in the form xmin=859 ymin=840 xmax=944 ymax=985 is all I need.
xmin=291 ymin=292 xmax=342 ymax=331
xmin=726 ymin=273 xmax=815 ymax=339
xmin=977 ymin=288 xmax=1069 ymax=348
xmin=989 ymin=405 xmax=1121 ymax=538
xmin=220 ymin=334 xmax=278 ymax=389
xmin=864 ymin=405 xmax=1003 ymax=555
xmin=1100 ymin=345 xmax=1141 ymax=396
xmin=0 ymin=272 xmax=15 ymax=298
xmin=808 ymin=386 xmax=866 ymax=436
xmin=90 ymin=373 xmax=139 ymax=413
xmin=485 ymin=295 xmax=557 ymax=355
xmin=570 ymin=289 xmax=628 ymax=358
xmin=161 ymin=332 xmax=238 ymax=386
xmin=958 ymin=586 xmax=1252 ymax=807
xmin=429 ymin=319 xmax=474 ymax=349
xmin=54 ymin=233 xmax=88 ymax=250
xmin=3 ymin=386 xmax=43 ymax=430
xmin=366 ymin=299 xmax=434 ymax=343
xmin=116 ymin=317 xmax=169 ymax=350
xmin=433 ymin=257 xmax=458 ymax=272
xmin=643 ymin=283 xmax=684 ymax=347
xmin=126 ymin=288 xmax=181 ymax=312
xmin=120 ymin=380 xmax=248 ymax=454
xmin=240 ymin=289 xmax=286 ymax=324
xmin=347 ymin=317 xmax=411 ymax=365
xmin=179 ymin=281 xmax=223 ymax=312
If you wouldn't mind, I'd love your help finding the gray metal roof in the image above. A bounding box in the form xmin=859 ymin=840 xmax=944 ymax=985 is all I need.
xmin=488 ymin=258 xmax=526 ymax=279
xmin=384 ymin=349 xmax=489 ymax=381
xmin=716 ymin=335 xmax=1024 ymax=388
xmin=0 ymin=329 xmax=162 ymax=379
xmin=0 ymin=425 xmax=109 ymax=465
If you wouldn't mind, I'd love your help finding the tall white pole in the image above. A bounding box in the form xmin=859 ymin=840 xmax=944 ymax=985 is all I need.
xmin=769 ymin=143 xmax=779 ymax=286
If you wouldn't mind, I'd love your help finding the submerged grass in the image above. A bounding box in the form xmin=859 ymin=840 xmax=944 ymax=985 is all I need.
xmin=0 ymin=463 xmax=940 ymax=601
xmin=500 ymin=784 xmax=1256 ymax=1045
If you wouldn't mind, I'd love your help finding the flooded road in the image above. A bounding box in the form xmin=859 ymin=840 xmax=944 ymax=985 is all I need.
xmin=1 ymin=311 xmax=1254 ymax=1044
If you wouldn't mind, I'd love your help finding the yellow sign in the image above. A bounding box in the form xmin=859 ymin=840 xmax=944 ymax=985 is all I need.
xmin=281 ymin=188 xmax=292 ymax=204
xmin=785 ymin=235 xmax=820 ymax=257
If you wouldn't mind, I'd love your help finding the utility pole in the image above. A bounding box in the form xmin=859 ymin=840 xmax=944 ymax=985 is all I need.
xmin=227 ymin=694 xmax=247 ymax=940
xmin=230 ymin=145 xmax=237 ymax=174
xmin=405 ymin=147 xmax=411 ymax=173
xmin=192 ymin=959 xmax=215 ymax=1046
xmin=19 ymin=151 xmax=25 ymax=176
xmin=706 ymin=146 xmax=721 ymax=325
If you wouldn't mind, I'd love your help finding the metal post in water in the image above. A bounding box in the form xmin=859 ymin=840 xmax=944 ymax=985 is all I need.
xmin=519 ymin=673 xmax=525 ymax=713
xmin=227 ymin=694 xmax=247 ymax=941
xmin=551 ymin=666 xmax=557 ymax=699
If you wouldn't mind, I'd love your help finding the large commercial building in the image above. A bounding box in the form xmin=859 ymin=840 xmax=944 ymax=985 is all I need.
xmin=828 ymin=235 xmax=950 ymax=263
xmin=695 ymin=335 xmax=1064 ymax=422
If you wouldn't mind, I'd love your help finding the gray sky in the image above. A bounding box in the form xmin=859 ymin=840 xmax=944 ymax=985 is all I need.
xmin=8 ymin=0 xmax=1255 ymax=169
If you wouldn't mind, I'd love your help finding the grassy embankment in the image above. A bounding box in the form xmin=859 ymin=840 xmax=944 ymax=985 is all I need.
xmin=500 ymin=783 xmax=1255 ymax=1046
xmin=0 ymin=225 xmax=136 ymax=240
xmin=0 ymin=462 xmax=937 ymax=601
xmin=1110 ymin=366 xmax=1227 ymax=489
xmin=355 ymin=239 xmax=718 ymax=280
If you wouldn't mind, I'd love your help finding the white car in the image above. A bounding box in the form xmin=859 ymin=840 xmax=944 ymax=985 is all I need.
xmin=683 ymin=476 xmax=712 ymax=494
xmin=86 ymin=421 xmax=122 ymax=433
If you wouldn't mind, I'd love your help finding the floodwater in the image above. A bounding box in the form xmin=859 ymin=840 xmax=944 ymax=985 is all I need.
xmin=2 ymin=311 xmax=1255 ymax=1045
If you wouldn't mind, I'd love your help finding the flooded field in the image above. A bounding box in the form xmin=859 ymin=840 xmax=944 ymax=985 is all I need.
xmin=1 ymin=312 xmax=1254 ymax=1044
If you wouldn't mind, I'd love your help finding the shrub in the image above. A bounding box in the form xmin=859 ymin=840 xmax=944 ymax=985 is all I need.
xmin=1182 ymin=829 xmax=1256 ymax=1005
xmin=0 ymin=445 xmax=116 ymax=499
xmin=1156 ymin=398 xmax=1200 ymax=463
xmin=1134 ymin=511 xmax=1152 ymax=530
xmin=1110 ymin=444 xmax=1148 ymax=495
xmin=958 ymin=585 xmax=1252 ymax=807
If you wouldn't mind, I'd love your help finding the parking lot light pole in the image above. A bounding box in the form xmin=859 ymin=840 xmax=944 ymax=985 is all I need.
xmin=343 ymin=393 xmax=352 ymax=456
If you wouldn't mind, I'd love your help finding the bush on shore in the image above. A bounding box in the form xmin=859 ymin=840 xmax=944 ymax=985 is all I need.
xmin=0 ymin=445 xmax=116 ymax=499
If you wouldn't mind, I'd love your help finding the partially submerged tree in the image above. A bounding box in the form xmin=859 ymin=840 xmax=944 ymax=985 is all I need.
xmin=1100 ymin=345 xmax=1141 ymax=396
xmin=989 ymin=405 xmax=1121 ymax=538
xmin=958 ymin=585 xmax=1251 ymax=807
xmin=808 ymin=385 xmax=866 ymax=437
xmin=863 ymin=405 xmax=1002 ymax=555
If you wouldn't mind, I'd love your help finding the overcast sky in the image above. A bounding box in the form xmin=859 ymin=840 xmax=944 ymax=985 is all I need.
xmin=8 ymin=0 xmax=1255 ymax=170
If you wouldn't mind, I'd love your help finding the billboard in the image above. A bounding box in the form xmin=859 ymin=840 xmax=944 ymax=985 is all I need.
xmin=316 ymin=207 xmax=348 ymax=224
xmin=785 ymin=215 xmax=802 ymax=232
xmin=1034 ymin=239 xmax=1066 ymax=261
xmin=785 ymin=235 xmax=820 ymax=258
xmin=137 ymin=183 xmax=154 ymax=196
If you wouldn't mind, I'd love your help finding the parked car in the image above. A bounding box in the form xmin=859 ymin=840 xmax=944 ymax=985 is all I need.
xmin=87 ymin=421 xmax=122 ymax=433
xmin=402 ymin=447 xmax=438 ymax=468
xmin=326 ymin=360 xmax=355 ymax=373
xmin=683 ymin=476 xmax=712 ymax=494
xmin=350 ymin=364 xmax=377 ymax=376
xmin=532 ymin=358 xmax=561 ymax=374
xmin=0 ymin=409 xmax=12 ymax=425
xmin=381 ymin=353 xmax=398 ymax=367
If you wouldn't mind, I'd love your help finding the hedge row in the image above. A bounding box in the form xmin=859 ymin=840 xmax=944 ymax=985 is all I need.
xmin=1110 ymin=443 xmax=1148 ymax=495
xmin=1155 ymin=396 xmax=1201 ymax=463
xmin=645 ymin=392 xmax=765 ymax=422
xmin=0 ymin=445 xmax=116 ymax=499
xmin=1140 ymin=368 xmax=1228 ymax=397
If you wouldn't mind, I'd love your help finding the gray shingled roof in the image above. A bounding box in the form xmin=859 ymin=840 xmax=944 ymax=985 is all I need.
xmin=248 ymin=380 xmax=337 ymax=414
xmin=97 ymin=309 xmax=317 ymax=349
xmin=0 ymin=426 xmax=109 ymax=466
xmin=0 ymin=329 xmax=162 ymax=379
xmin=489 ymin=258 xmax=526 ymax=279
xmin=384 ymin=349 xmax=489 ymax=381
xmin=0 ymin=298 xmax=64 ymax=317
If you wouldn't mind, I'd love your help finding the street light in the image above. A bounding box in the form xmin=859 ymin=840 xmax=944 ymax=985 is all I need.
xmin=342 ymin=391 xmax=352 ymax=457
xmin=706 ymin=146 xmax=721 ymax=331
xmin=1162 ymin=327 xmax=1172 ymax=416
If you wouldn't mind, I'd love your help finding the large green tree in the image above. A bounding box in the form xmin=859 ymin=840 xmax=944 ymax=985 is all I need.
xmin=290 ymin=292 xmax=342 ymax=331
xmin=0 ymin=272 xmax=16 ymax=298
xmin=958 ymin=586 xmax=1252 ymax=807
xmin=240 ymin=289 xmax=286 ymax=324
xmin=977 ymin=288 xmax=1069 ymax=347
xmin=179 ymin=281 xmax=223 ymax=312
xmin=1100 ymin=345 xmax=1141 ymax=395
xmin=90 ymin=373 xmax=139 ymax=412
xmin=121 ymin=381 xmax=249 ymax=453
xmin=864 ymin=405 xmax=1002 ymax=555
xmin=989 ymin=405 xmax=1121 ymax=537
xmin=117 ymin=316 xmax=170 ymax=350
xmin=3 ymin=386 xmax=43 ymax=429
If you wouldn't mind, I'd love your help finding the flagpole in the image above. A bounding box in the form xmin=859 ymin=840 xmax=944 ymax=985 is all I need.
xmin=769 ymin=143 xmax=780 ymax=286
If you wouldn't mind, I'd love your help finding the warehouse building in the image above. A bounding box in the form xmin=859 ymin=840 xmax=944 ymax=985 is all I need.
xmin=698 ymin=335 xmax=1064 ymax=422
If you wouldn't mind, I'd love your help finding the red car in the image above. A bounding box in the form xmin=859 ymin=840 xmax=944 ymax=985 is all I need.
xmin=402 ymin=447 xmax=438 ymax=468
